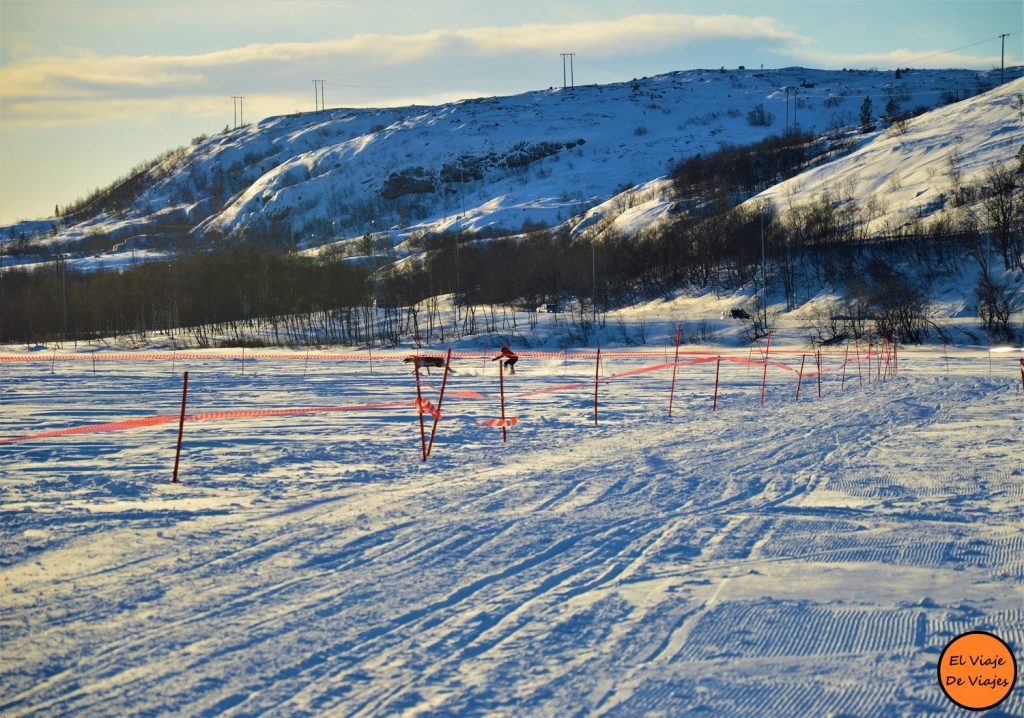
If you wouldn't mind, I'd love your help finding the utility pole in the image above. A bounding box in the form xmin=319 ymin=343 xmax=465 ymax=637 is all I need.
xmin=313 ymin=80 xmax=325 ymax=111
xmin=560 ymin=53 xmax=575 ymax=89
xmin=232 ymin=96 xmax=245 ymax=128
xmin=999 ymin=33 xmax=1009 ymax=84
xmin=239 ymin=96 xmax=244 ymax=126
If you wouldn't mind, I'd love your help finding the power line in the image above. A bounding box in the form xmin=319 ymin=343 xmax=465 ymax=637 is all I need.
xmin=323 ymin=79 xmax=436 ymax=89
xmin=883 ymin=31 xmax=1023 ymax=71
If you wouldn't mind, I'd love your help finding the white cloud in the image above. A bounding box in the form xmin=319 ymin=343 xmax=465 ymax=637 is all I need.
xmin=0 ymin=93 xmax=309 ymax=129
xmin=787 ymin=47 xmax=1003 ymax=71
xmin=454 ymin=14 xmax=808 ymax=56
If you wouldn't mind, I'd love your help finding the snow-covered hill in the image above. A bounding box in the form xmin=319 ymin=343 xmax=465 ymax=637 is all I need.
xmin=3 ymin=66 xmax=1019 ymax=270
xmin=752 ymin=76 xmax=1024 ymax=233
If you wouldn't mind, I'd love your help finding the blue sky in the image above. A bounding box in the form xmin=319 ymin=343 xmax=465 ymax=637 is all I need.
xmin=1 ymin=0 xmax=1021 ymax=225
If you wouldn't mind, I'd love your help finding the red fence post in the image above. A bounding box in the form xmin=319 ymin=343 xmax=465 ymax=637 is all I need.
xmin=414 ymin=359 xmax=428 ymax=461
xmin=867 ymin=335 xmax=873 ymax=384
xmin=841 ymin=340 xmax=849 ymax=391
xmin=816 ymin=350 xmax=822 ymax=398
xmin=668 ymin=324 xmax=681 ymax=417
xmin=796 ymin=354 xmax=806 ymax=401
xmin=498 ymin=358 xmax=508 ymax=443
xmin=892 ymin=335 xmax=898 ymax=377
xmin=172 ymin=371 xmax=189 ymax=484
xmin=712 ymin=355 xmax=721 ymax=411
xmin=594 ymin=347 xmax=601 ymax=425
xmin=760 ymin=331 xmax=772 ymax=406
xmin=426 ymin=348 xmax=452 ymax=458
xmin=855 ymin=336 xmax=863 ymax=388
xmin=885 ymin=336 xmax=894 ymax=379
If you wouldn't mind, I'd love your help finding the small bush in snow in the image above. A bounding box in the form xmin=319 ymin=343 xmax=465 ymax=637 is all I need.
xmin=746 ymin=104 xmax=773 ymax=127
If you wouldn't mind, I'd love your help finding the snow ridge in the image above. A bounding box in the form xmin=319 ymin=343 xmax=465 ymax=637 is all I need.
xmin=3 ymin=66 xmax=1020 ymax=271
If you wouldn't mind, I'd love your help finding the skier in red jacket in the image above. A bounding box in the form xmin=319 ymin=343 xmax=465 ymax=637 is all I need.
xmin=492 ymin=345 xmax=519 ymax=374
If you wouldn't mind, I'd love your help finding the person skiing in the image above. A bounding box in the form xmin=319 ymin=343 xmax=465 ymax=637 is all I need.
xmin=492 ymin=345 xmax=519 ymax=374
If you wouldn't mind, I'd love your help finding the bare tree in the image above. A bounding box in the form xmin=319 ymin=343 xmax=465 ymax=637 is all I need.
xmin=981 ymin=162 xmax=1024 ymax=271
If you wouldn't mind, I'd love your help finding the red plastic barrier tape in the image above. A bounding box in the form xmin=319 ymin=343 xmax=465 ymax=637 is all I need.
xmin=485 ymin=417 xmax=518 ymax=428
xmin=421 ymin=384 xmax=489 ymax=400
xmin=0 ymin=415 xmax=180 ymax=444
xmin=608 ymin=356 xmax=720 ymax=380
xmin=415 ymin=397 xmax=441 ymax=419
xmin=721 ymin=355 xmax=801 ymax=374
xmin=185 ymin=403 xmax=413 ymax=421
xmin=447 ymin=389 xmax=489 ymax=399
xmin=608 ymin=361 xmax=676 ymax=379
xmin=0 ymin=347 xmax=865 ymax=364
xmin=0 ymin=401 xmax=414 ymax=445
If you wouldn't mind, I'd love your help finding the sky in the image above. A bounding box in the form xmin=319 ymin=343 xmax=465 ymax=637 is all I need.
xmin=1 ymin=0 xmax=1021 ymax=225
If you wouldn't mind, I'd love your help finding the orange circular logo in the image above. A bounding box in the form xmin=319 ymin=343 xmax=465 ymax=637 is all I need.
xmin=938 ymin=631 xmax=1017 ymax=711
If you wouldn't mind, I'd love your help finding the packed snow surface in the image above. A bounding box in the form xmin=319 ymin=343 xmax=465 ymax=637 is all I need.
xmin=2 ymin=343 xmax=1022 ymax=716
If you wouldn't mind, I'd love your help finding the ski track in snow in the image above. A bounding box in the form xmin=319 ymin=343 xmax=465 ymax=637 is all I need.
xmin=1 ymin=348 xmax=1022 ymax=717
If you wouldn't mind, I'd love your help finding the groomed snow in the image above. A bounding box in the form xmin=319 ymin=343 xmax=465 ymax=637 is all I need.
xmin=2 ymin=343 xmax=1022 ymax=716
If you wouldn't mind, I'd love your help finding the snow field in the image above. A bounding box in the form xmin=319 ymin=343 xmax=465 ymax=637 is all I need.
xmin=1 ymin=346 xmax=1022 ymax=716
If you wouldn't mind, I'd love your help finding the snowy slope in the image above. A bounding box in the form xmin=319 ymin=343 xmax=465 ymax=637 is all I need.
xmin=3 ymin=66 xmax=1017 ymax=269
xmin=752 ymin=76 xmax=1024 ymax=233
xmin=1 ymin=347 xmax=1022 ymax=716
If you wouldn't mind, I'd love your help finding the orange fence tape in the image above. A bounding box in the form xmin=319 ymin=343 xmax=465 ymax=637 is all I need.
xmin=2 ymin=349 xmax=892 ymax=445
xmin=1 ymin=400 xmax=414 ymax=445
xmin=0 ymin=346 xmax=869 ymax=364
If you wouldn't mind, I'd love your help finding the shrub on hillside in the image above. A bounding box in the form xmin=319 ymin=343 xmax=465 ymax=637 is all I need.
xmin=746 ymin=104 xmax=774 ymax=127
